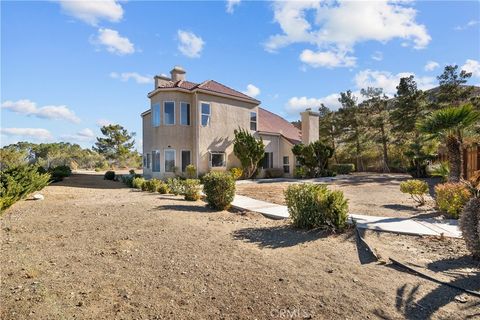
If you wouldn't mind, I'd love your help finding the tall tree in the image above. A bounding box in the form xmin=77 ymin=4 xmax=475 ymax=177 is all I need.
xmin=93 ymin=124 xmax=136 ymax=165
xmin=361 ymin=87 xmax=391 ymax=172
xmin=337 ymin=91 xmax=366 ymax=171
xmin=233 ymin=128 xmax=265 ymax=179
xmin=418 ymin=104 xmax=480 ymax=182
xmin=317 ymin=104 xmax=339 ymax=162
xmin=436 ymin=65 xmax=473 ymax=107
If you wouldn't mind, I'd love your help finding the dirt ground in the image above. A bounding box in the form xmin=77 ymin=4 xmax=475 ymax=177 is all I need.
xmin=236 ymin=173 xmax=443 ymax=218
xmin=1 ymin=173 xmax=479 ymax=319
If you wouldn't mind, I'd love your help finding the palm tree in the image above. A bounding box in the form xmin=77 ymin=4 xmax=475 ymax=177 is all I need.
xmin=418 ymin=104 xmax=480 ymax=182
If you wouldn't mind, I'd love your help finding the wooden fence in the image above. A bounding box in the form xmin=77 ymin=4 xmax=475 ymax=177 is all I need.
xmin=464 ymin=143 xmax=480 ymax=180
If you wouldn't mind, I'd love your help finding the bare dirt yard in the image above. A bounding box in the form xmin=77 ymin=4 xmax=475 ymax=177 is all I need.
xmin=236 ymin=173 xmax=442 ymax=218
xmin=1 ymin=173 xmax=479 ymax=319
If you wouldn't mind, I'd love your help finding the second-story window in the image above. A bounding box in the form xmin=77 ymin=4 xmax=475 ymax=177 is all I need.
xmin=164 ymin=102 xmax=175 ymax=125
xmin=201 ymin=103 xmax=210 ymax=127
xmin=181 ymin=102 xmax=190 ymax=125
xmin=250 ymin=112 xmax=257 ymax=131
xmin=152 ymin=104 xmax=160 ymax=127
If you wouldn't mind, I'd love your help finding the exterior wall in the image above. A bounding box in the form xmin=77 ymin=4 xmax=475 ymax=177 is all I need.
xmin=280 ymin=137 xmax=296 ymax=177
xmin=196 ymin=93 xmax=258 ymax=174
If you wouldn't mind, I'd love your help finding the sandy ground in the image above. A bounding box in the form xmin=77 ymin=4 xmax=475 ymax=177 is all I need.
xmin=236 ymin=173 xmax=443 ymax=218
xmin=1 ymin=173 xmax=478 ymax=319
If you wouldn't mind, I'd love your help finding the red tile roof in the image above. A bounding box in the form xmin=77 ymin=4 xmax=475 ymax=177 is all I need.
xmin=153 ymin=79 xmax=259 ymax=103
xmin=258 ymin=107 xmax=301 ymax=144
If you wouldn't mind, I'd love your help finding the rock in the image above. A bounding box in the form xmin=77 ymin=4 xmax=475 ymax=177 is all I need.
xmin=33 ymin=194 xmax=44 ymax=200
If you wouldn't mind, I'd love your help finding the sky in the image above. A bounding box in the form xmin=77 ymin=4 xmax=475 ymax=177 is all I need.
xmin=1 ymin=0 xmax=480 ymax=150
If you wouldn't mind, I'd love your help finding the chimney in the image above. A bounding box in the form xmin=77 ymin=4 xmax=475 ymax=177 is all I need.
xmin=154 ymin=73 xmax=171 ymax=89
xmin=300 ymin=108 xmax=319 ymax=144
xmin=170 ymin=66 xmax=186 ymax=82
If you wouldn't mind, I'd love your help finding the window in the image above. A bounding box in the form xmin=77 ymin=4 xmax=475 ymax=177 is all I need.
xmin=146 ymin=153 xmax=151 ymax=169
xmin=152 ymin=104 xmax=160 ymax=127
xmin=180 ymin=102 xmax=190 ymax=125
xmin=164 ymin=101 xmax=175 ymax=125
xmin=152 ymin=151 xmax=160 ymax=172
xmin=201 ymin=103 xmax=210 ymax=127
xmin=283 ymin=156 xmax=290 ymax=173
xmin=143 ymin=155 xmax=147 ymax=167
xmin=250 ymin=112 xmax=257 ymax=131
xmin=181 ymin=150 xmax=191 ymax=172
xmin=261 ymin=152 xmax=274 ymax=169
xmin=164 ymin=149 xmax=176 ymax=173
xmin=209 ymin=152 xmax=226 ymax=167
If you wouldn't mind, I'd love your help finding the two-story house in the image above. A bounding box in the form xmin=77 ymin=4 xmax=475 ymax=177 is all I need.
xmin=141 ymin=66 xmax=319 ymax=179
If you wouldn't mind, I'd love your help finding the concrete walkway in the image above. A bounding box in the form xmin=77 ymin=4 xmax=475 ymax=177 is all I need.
xmin=231 ymin=194 xmax=461 ymax=238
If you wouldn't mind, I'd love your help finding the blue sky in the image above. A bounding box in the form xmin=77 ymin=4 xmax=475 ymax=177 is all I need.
xmin=1 ymin=0 xmax=479 ymax=150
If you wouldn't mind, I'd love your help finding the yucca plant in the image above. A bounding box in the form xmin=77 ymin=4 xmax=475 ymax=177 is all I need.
xmin=418 ymin=104 xmax=480 ymax=182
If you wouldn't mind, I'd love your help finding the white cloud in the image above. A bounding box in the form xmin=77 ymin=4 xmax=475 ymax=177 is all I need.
xmin=177 ymin=30 xmax=205 ymax=58
xmin=242 ymin=84 xmax=260 ymax=98
xmin=265 ymin=0 xmax=430 ymax=68
xmin=354 ymin=69 xmax=435 ymax=97
xmin=462 ymin=59 xmax=480 ymax=77
xmin=92 ymin=28 xmax=135 ymax=55
xmin=226 ymin=0 xmax=241 ymax=14
xmin=0 ymin=128 xmax=53 ymax=140
xmin=300 ymin=49 xmax=356 ymax=68
xmin=286 ymin=93 xmax=343 ymax=114
xmin=455 ymin=20 xmax=479 ymax=31
xmin=110 ymin=72 xmax=152 ymax=84
xmin=1 ymin=99 xmax=80 ymax=123
xmin=424 ymin=60 xmax=440 ymax=71
xmin=57 ymin=0 xmax=123 ymax=26
xmin=371 ymin=51 xmax=383 ymax=61
xmin=61 ymin=128 xmax=96 ymax=142
xmin=96 ymin=119 xmax=112 ymax=127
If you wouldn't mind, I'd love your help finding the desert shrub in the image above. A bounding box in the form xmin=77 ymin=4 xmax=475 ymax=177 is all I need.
xmin=264 ymin=168 xmax=284 ymax=179
xmin=183 ymin=179 xmax=201 ymax=201
xmin=157 ymin=182 xmax=170 ymax=194
xmin=185 ymin=165 xmax=197 ymax=179
xmin=319 ymin=169 xmax=336 ymax=177
xmin=48 ymin=165 xmax=72 ymax=182
xmin=132 ymin=177 xmax=146 ymax=189
xmin=233 ymin=128 xmax=265 ymax=179
xmin=435 ymin=182 xmax=471 ymax=218
xmin=229 ymin=167 xmax=243 ymax=180
xmin=129 ymin=169 xmax=136 ymax=175
xmin=104 ymin=171 xmax=115 ymax=180
xmin=331 ymin=163 xmax=355 ymax=175
xmin=0 ymin=165 xmax=51 ymax=211
xmin=202 ymin=172 xmax=235 ymax=210
xmin=428 ymin=161 xmax=450 ymax=182
xmin=144 ymin=179 xmax=161 ymax=192
xmin=292 ymin=141 xmax=334 ymax=178
xmin=294 ymin=167 xmax=308 ymax=179
xmin=459 ymin=197 xmax=480 ymax=259
xmin=167 ymin=178 xmax=185 ymax=195
xmin=284 ymin=183 xmax=348 ymax=231
xmin=400 ymin=179 xmax=429 ymax=206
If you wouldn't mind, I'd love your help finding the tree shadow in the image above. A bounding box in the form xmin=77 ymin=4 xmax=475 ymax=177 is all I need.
xmin=154 ymin=204 xmax=214 ymax=213
xmin=232 ymin=225 xmax=348 ymax=249
xmin=382 ymin=204 xmax=423 ymax=212
xmin=355 ymin=228 xmax=379 ymax=265
xmin=394 ymin=255 xmax=480 ymax=319
xmin=47 ymin=173 xmax=126 ymax=190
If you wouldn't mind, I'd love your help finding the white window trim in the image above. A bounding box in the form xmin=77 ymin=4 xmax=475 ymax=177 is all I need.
xmin=209 ymin=151 xmax=226 ymax=168
xmin=152 ymin=103 xmax=161 ymax=127
xmin=163 ymin=101 xmax=175 ymax=125
xmin=180 ymin=102 xmax=191 ymax=126
xmin=164 ymin=149 xmax=176 ymax=173
xmin=181 ymin=149 xmax=192 ymax=172
xmin=250 ymin=111 xmax=257 ymax=131
xmin=200 ymin=101 xmax=211 ymax=127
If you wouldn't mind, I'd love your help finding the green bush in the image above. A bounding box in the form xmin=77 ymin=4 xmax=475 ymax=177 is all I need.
xmin=157 ymin=182 xmax=170 ymax=194
xmin=331 ymin=163 xmax=355 ymax=175
xmin=435 ymin=182 xmax=471 ymax=218
xmin=229 ymin=167 xmax=243 ymax=180
xmin=319 ymin=169 xmax=336 ymax=177
xmin=428 ymin=161 xmax=449 ymax=182
xmin=129 ymin=169 xmax=136 ymax=175
xmin=400 ymin=179 xmax=429 ymax=206
xmin=104 ymin=171 xmax=115 ymax=180
xmin=183 ymin=179 xmax=201 ymax=201
xmin=284 ymin=183 xmax=349 ymax=231
xmin=144 ymin=178 xmax=161 ymax=192
xmin=185 ymin=165 xmax=197 ymax=179
xmin=202 ymin=172 xmax=235 ymax=210
xmin=48 ymin=165 xmax=72 ymax=182
xmin=1 ymin=165 xmax=51 ymax=211
xmin=294 ymin=167 xmax=308 ymax=179
xmin=264 ymin=168 xmax=284 ymax=178
xmin=167 ymin=178 xmax=185 ymax=195
xmin=132 ymin=177 xmax=146 ymax=189
xmin=459 ymin=197 xmax=480 ymax=259
xmin=121 ymin=174 xmax=142 ymax=188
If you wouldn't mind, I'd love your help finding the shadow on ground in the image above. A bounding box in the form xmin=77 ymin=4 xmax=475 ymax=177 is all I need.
xmin=232 ymin=225 xmax=348 ymax=249
xmin=154 ymin=204 xmax=214 ymax=213
xmin=48 ymin=173 xmax=126 ymax=190
xmin=393 ymin=256 xmax=480 ymax=319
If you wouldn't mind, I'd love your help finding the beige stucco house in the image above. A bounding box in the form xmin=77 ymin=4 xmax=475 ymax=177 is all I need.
xmin=141 ymin=66 xmax=318 ymax=179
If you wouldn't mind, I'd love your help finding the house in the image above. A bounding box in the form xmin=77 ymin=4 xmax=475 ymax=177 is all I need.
xmin=141 ymin=66 xmax=319 ymax=179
